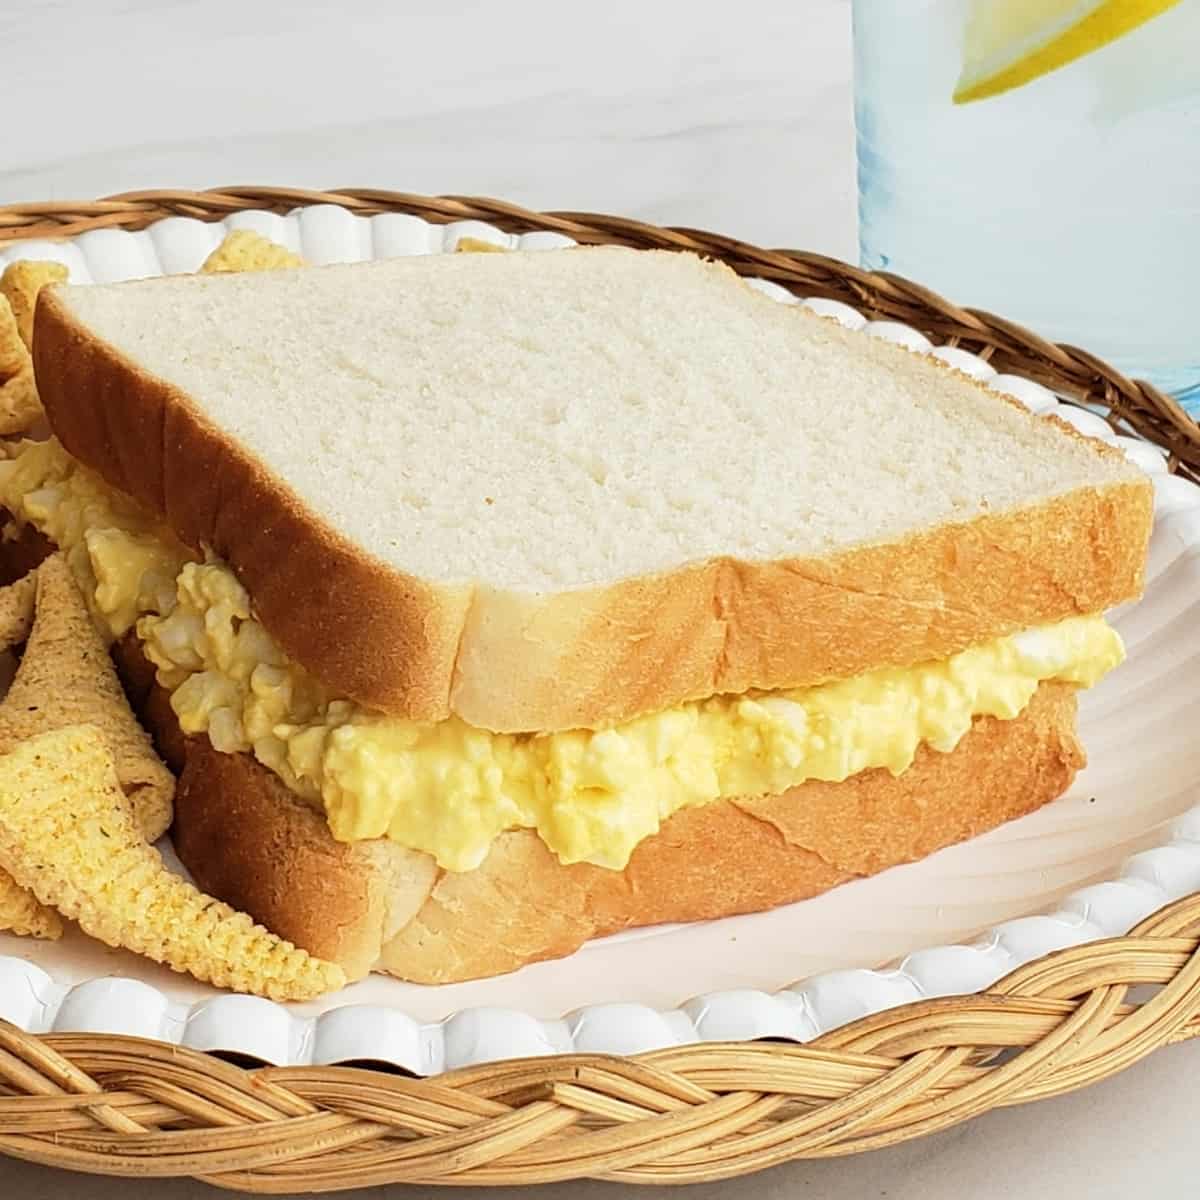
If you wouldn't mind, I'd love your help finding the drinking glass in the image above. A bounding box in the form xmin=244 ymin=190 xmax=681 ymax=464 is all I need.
xmin=854 ymin=0 xmax=1200 ymax=409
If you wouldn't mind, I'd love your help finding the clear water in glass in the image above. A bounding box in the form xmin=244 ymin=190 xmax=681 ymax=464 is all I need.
xmin=854 ymin=0 xmax=1200 ymax=409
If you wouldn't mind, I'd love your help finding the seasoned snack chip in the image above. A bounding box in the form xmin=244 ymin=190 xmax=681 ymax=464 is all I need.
xmin=0 ymin=567 xmax=58 ymax=941
xmin=0 ymin=868 xmax=62 ymax=940
xmin=0 ymin=368 xmax=43 ymax=436
xmin=0 ymin=570 xmax=58 ymax=941
xmin=0 ymin=571 xmax=55 ymax=942
xmin=0 ymin=569 xmax=36 ymax=650
xmin=0 ymin=555 xmax=174 ymax=839
xmin=0 ymin=298 xmax=29 ymax=379
xmin=0 ymin=260 xmax=68 ymax=351
xmin=0 ymin=725 xmax=346 ymax=1000
xmin=0 ymin=562 xmax=160 ymax=944
xmin=454 ymin=236 xmax=509 ymax=253
xmin=0 ymin=260 xmax=64 ymax=435
xmin=201 ymin=230 xmax=305 ymax=274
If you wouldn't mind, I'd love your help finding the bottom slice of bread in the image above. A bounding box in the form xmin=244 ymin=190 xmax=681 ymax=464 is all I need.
xmin=114 ymin=636 xmax=1084 ymax=984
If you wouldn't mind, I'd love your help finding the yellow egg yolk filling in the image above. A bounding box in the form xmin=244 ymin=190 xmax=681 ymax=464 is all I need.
xmin=0 ymin=439 xmax=1124 ymax=871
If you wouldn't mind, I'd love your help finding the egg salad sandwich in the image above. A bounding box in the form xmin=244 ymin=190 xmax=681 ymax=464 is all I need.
xmin=0 ymin=244 xmax=1152 ymax=985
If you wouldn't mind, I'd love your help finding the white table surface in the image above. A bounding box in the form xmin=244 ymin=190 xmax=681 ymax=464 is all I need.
xmin=1 ymin=0 xmax=1195 ymax=1194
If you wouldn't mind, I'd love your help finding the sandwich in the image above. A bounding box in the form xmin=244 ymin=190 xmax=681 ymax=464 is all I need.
xmin=0 ymin=245 xmax=1152 ymax=984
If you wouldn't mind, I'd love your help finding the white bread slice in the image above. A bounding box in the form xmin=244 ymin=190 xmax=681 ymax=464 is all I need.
xmin=34 ymin=247 xmax=1150 ymax=731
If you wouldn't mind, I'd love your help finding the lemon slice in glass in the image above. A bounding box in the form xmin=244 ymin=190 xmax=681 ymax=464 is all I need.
xmin=953 ymin=0 xmax=1185 ymax=103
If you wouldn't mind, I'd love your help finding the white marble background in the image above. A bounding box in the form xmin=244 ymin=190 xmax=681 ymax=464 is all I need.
xmin=0 ymin=0 xmax=857 ymax=258
xmin=1 ymin=0 xmax=1197 ymax=1196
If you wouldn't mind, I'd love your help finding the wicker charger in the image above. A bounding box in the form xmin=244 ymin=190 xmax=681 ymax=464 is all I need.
xmin=0 ymin=187 xmax=1197 ymax=1190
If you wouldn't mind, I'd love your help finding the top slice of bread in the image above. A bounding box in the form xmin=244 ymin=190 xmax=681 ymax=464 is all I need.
xmin=33 ymin=246 xmax=1151 ymax=731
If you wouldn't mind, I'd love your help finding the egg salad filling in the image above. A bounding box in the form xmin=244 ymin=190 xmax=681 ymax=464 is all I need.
xmin=0 ymin=439 xmax=1125 ymax=872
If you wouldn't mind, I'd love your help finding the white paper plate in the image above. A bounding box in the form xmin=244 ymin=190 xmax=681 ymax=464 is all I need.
xmin=0 ymin=206 xmax=1196 ymax=1074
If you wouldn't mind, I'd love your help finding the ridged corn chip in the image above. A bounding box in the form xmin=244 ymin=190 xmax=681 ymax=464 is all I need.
xmin=0 ymin=555 xmax=174 ymax=839
xmin=0 ymin=259 xmax=66 ymax=436
xmin=0 ymin=369 xmax=42 ymax=436
xmin=0 ymin=569 xmax=58 ymax=939
xmin=0 ymin=725 xmax=345 ymax=1000
xmin=0 ymin=298 xmax=29 ymax=380
xmin=454 ymin=236 xmax=509 ymax=253
xmin=201 ymin=230 xmax=305 ymax=274
xmin=0 ymin=260 xmax=68 ymax=351
xmin=0 ymin=568 xmax=35 ymax=650
xmin=0 ymin=866 xmax=62 ymax=939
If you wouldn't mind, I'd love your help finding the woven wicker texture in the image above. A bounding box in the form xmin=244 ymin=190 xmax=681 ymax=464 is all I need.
xmin=0 ymin=188 xmax=1197 ymax=1189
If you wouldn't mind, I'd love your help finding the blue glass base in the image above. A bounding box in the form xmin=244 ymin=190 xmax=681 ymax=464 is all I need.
xmin=1129 ymin=367 xmax=1200 ymax=418
xmin=1170 ymin=379 xmax=1200 ymax=417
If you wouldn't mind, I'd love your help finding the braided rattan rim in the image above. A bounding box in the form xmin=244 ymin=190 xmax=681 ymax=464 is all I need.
xmin=0 ymin=187 xmax=1197 ymax=1190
